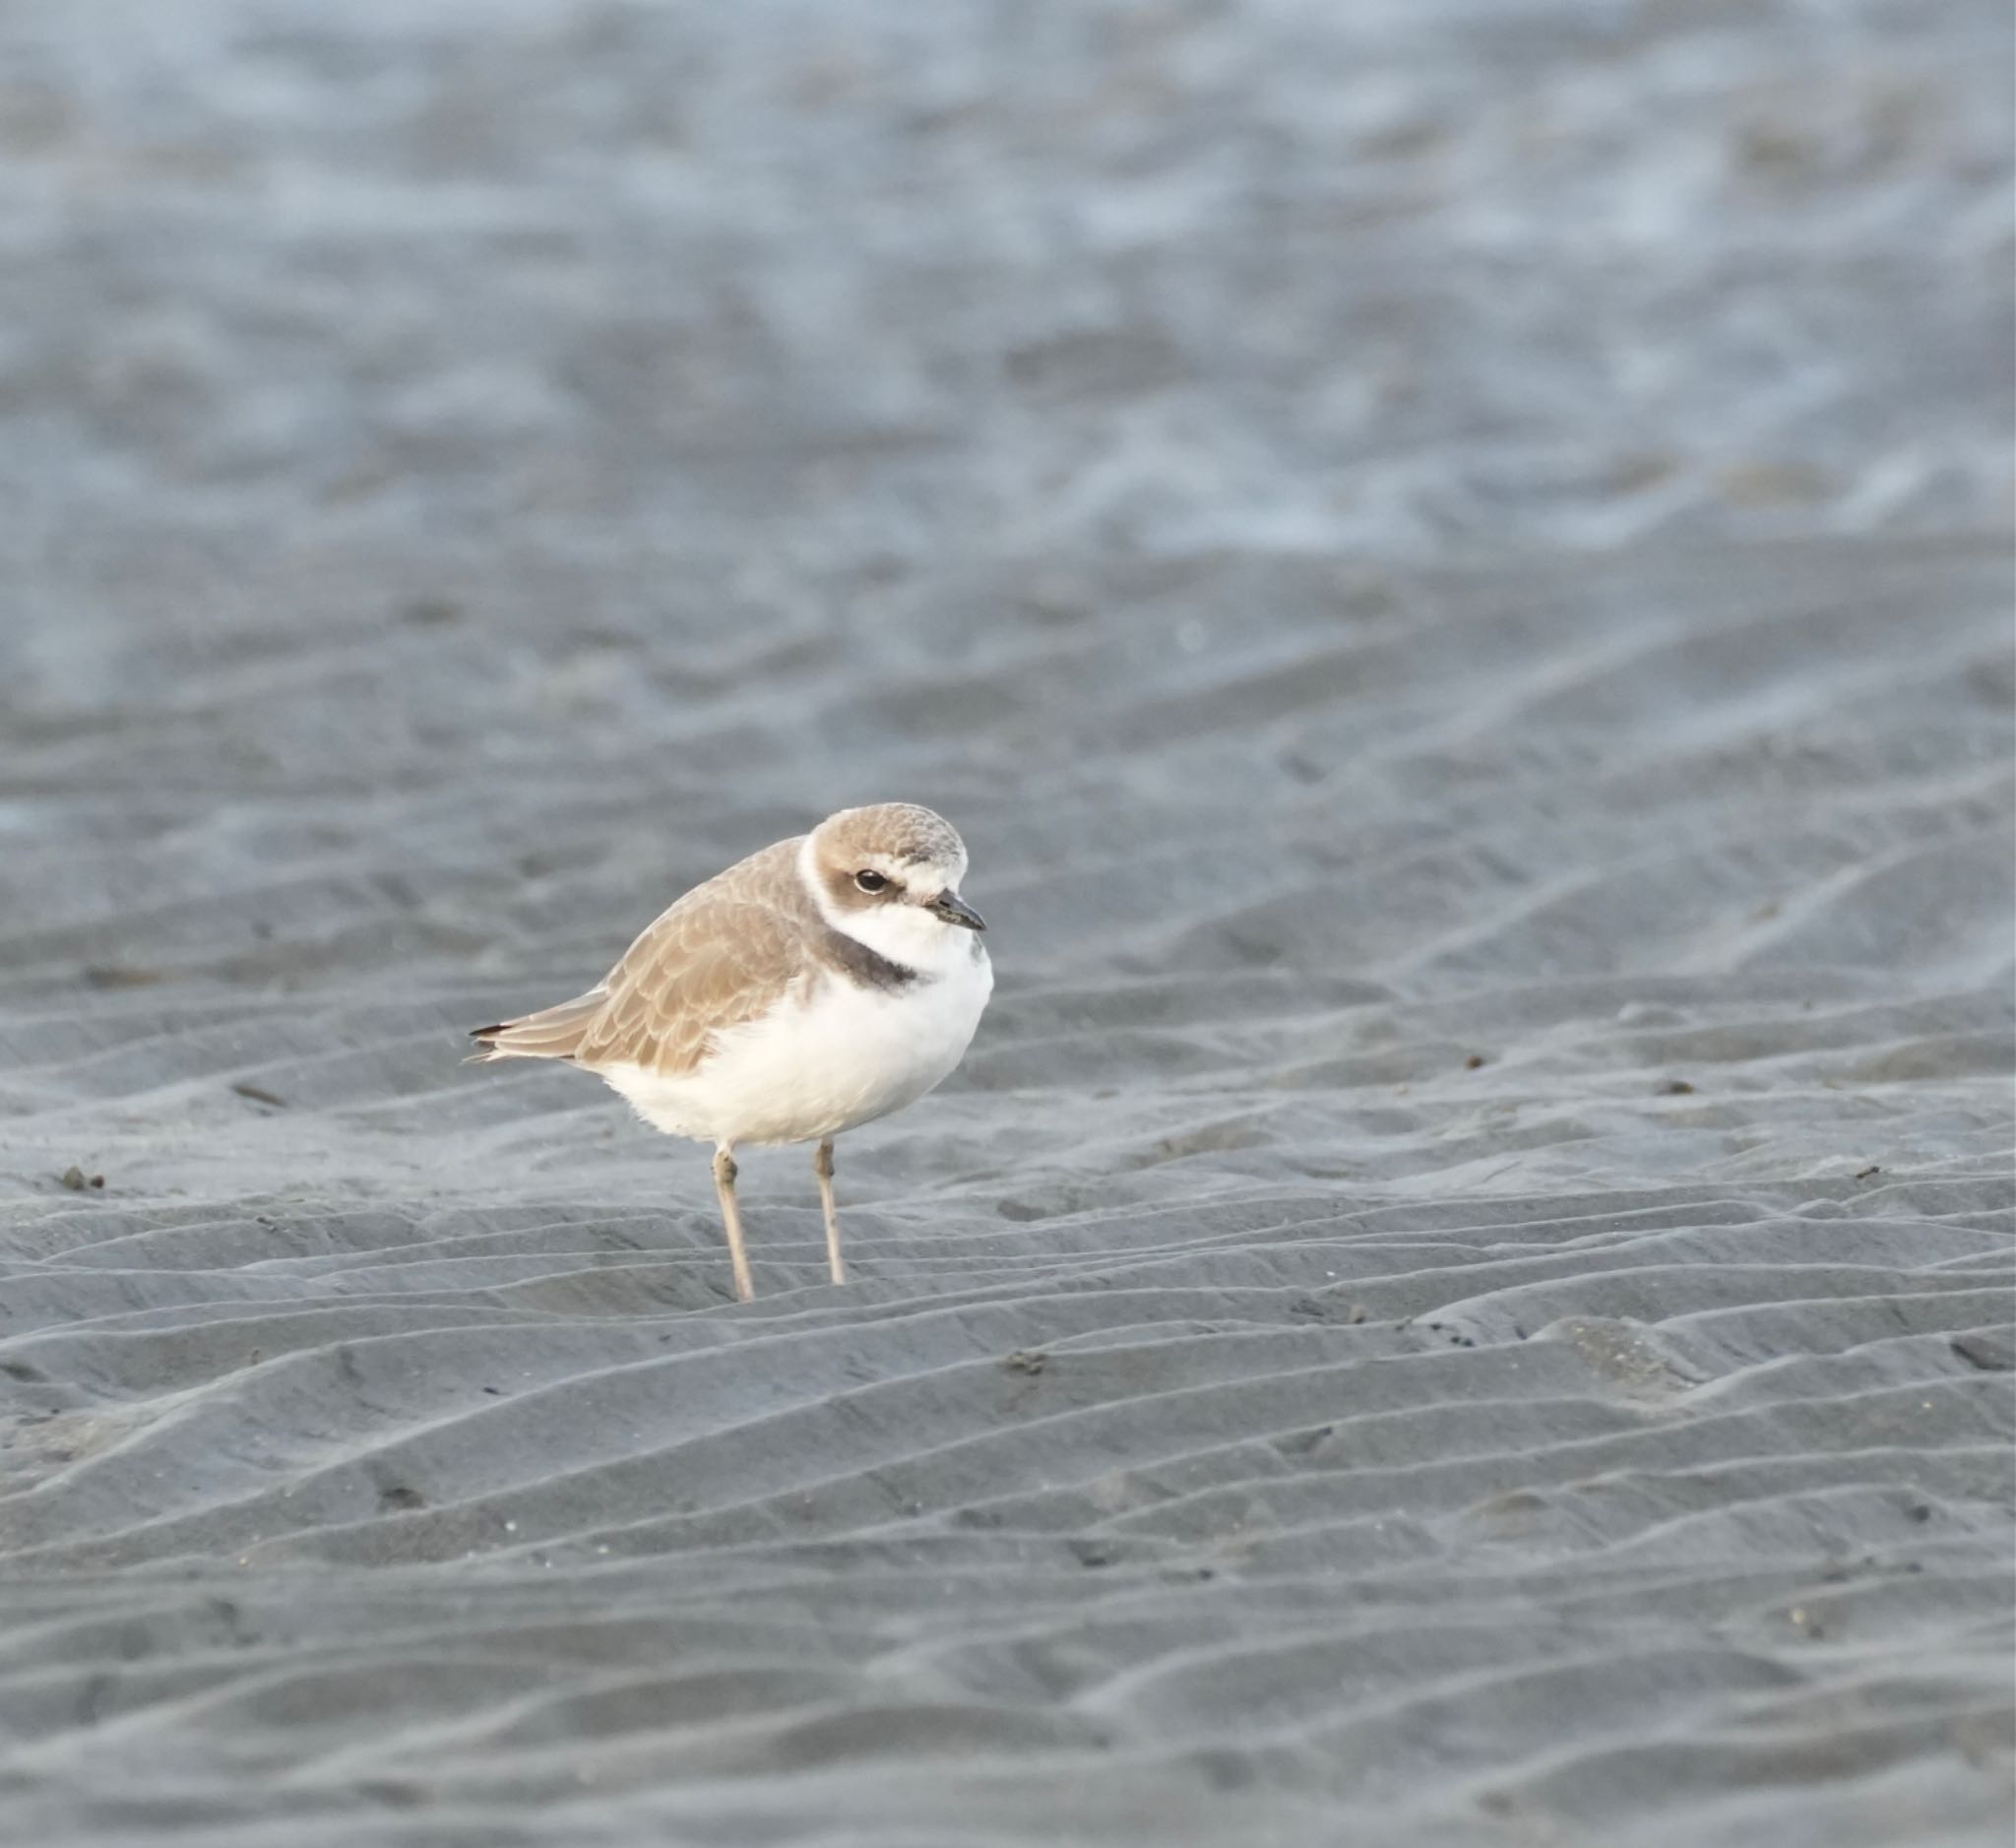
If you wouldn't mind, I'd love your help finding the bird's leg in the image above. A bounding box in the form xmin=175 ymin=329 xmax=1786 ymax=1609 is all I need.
xmin=712 ymin=1144 xmax=754 ymax=1303
xmin=814 ymin=1137 xmax=845 ymax=1285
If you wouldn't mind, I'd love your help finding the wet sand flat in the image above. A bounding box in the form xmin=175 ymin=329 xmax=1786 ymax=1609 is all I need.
xmin=0 ymin=2 xmax=2011 ymax=1843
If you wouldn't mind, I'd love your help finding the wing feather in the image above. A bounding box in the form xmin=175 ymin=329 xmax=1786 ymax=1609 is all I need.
xmin=468 ymin=837 xmax=812 ymax=1074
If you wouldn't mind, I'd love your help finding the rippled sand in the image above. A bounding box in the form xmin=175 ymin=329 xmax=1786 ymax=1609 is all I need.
xmin=0 ymin=2 xmax=2011 ymax=1843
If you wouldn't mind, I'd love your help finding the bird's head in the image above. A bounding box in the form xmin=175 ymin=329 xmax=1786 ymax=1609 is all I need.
xmin=802 ymin=802 xmax=985 ymax=966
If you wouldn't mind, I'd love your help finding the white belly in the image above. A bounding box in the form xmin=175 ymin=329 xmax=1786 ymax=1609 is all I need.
xmin=598 ymin=943 xmax=992 ymax=1148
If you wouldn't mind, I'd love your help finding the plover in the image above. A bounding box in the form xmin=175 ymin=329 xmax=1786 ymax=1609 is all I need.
xmin=470 ymin=803 xmax=992 ymax=1302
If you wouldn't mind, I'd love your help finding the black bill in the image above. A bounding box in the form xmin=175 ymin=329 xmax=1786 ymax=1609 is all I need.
xmin=929 ymin=890 xmax=987 ymax=931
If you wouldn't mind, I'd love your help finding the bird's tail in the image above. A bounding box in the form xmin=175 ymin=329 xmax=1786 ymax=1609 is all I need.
xmin=466 ymin=991 xmax=604 ymax=1064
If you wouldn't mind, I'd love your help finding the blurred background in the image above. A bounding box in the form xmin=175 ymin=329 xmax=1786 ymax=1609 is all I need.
xmin=0 ymin=0 xmax=2008 ymax=1010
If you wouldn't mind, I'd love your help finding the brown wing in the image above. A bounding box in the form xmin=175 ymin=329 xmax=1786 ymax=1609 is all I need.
xmin=572 ymin=896 xmax=805 ymax=1075
xmin=469 ymin=837 xmax=813 ymax=1074
xmin=467 ymin=990 xmax=605 ymax=1061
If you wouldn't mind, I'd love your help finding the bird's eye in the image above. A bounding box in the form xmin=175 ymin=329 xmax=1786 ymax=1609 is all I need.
xmin=853 ymin=869 xmax=888 ymax=894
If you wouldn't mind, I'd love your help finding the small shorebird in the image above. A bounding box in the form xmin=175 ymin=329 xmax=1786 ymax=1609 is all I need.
xmin=470 ymin=803 xmax=992 ymax=1302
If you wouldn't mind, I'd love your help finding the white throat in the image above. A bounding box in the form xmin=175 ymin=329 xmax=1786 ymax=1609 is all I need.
xmin=796 ymin=838 xmax=977 ymax=978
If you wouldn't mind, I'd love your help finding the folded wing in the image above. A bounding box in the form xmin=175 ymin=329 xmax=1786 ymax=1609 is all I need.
xmin=469 ymin=897 xmax=804 ymax=1076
